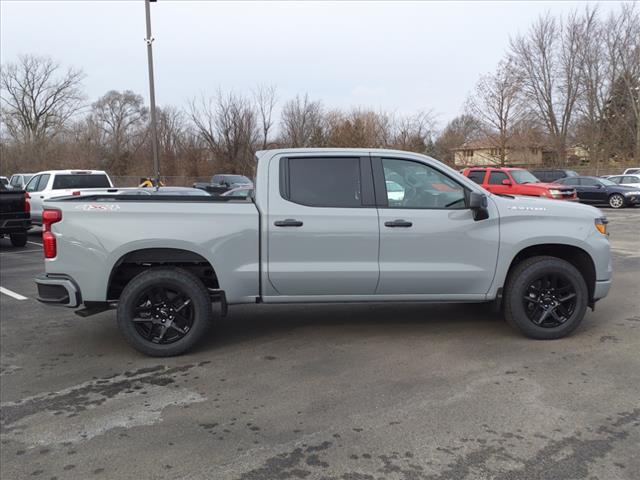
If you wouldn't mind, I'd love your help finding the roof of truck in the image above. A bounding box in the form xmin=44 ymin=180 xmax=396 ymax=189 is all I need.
xmin=255 ymin=148 xmax=437 ymax=160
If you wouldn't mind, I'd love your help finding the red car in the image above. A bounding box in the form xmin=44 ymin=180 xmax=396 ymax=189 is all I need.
xmin=462 ymin=167 xmax=578 ymax=200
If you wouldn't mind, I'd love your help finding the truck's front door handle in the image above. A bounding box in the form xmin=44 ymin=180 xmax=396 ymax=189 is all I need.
xmin=274 ymin=219 xmax=303 ymax=227
xmin=384 ymin=219 xmax=413 ymax=228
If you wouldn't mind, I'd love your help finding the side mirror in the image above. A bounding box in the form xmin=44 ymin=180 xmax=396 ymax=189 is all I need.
xmin=501 ymin=179 xmax=512 ymax=186
xmin=595 ymin=184 xmax=602 ymax=189
xmin=469 ymin=191 xmax=489 ymax=221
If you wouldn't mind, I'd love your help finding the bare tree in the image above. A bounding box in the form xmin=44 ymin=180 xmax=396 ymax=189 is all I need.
xmin=465 ymin=60 xmax=526 ymax=165
xmin=0 ymin=55 xmax=85 ymax=153
xmin=253 ymin=84 xmax=277 ymax=150
xmin=612 ymin=4 xmax=640 ymax=162
xmin=189 ymin=91 xmax=258 ymax=174
xmin=88 ymin=90 xmax=148 ymax=172
xmin=390 ymin=110 xmax=437 ymax=153
xmin=434 ymin=114 xmax=482 ymax=165
xmin=279 ymin=94 xmax=325 ymax=147
xmin=510 ymin=12 xmax=582 ymax=164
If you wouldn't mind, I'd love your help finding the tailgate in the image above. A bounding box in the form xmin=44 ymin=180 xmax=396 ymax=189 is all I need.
xmin=0 ymin=191 xmax=26 ymax=214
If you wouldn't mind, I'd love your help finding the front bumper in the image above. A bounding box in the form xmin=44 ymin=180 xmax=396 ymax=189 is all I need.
xmin=623 ymin=193 xmax=640 ymax=205
xmin=593 ymin=278 xmax=612 ymax=301
xmin=35 ymin=274 xmax=81 ymax=307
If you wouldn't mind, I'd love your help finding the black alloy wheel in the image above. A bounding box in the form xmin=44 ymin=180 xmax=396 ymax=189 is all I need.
xmin=132 ymin=285 xmax=195 ymax=344
xmin=522 ymin=273 xmax=577 ymax=328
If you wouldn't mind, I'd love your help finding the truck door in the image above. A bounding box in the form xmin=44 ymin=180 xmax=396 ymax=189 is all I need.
xmin=25 ymin=174 xmax=49 ymax=223
xmin=373 ymin=157 xmax=499 ymax=295
xmin=267 ymin=155 xmax=379 ymax=296
xmin=485 ymin=170 xmax=513 ymax=196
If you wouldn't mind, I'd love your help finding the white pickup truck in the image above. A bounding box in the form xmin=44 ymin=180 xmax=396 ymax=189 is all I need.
xmin=35 ymin=149 xmax=612 ymax=356
xmin=25 ymin=170 xmax=114 ymax=224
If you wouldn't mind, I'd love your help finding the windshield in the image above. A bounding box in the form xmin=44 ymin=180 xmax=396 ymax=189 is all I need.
xmin=510 ymin=170 xmax=540 ymax=184
xmin=600 ymin=178 xmax=616 ymax=186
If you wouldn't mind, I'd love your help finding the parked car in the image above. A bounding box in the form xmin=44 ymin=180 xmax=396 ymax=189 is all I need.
xmin=605 ymin=174 xmax=640 ymax=189
xmin=193 ymin=174 xmax=253 ymax=195
xmin=0 ymin=176 xmax=8 ymax=188
xmin=220 ymin=186 xmax=253 ymax=197
xmin=0 ymin=182 xmax=31 ymax=247
xmin=622 ymin=167 xmax=640 ymax=175
xmin=8 ymin=173 xmax=34 ymax=190
xmin=25 ymin=170 xmax=115 ymax=224
xmin=529 ymin=169 xmax=579 ymax=183
xmin=35 ymin=148 xmax=612 ymax=356
xmin=554 ymin=176 xmax=640 ymax=208
xmin=462 ymin=167 xmax=577 ymax=200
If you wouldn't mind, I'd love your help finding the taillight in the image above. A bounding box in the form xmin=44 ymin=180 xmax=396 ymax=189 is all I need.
xmin=24 ymin=192 xmax=30 ymax=213
xmin=42 ymin=209 xmax=62 ymax=259
xmin=72 ymin=191 xmax=81 ymax=196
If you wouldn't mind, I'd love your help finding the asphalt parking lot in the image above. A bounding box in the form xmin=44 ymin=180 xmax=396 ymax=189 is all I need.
xmin=1 ymin=209 xmax=639 ymax=480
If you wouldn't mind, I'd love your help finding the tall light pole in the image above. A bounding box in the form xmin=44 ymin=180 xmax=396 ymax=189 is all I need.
xmin=144 ymin=0 xmax=160 ymax=186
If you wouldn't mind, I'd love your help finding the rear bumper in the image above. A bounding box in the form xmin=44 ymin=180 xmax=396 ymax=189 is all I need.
xmin=35 ymin=273 xmax=81 ymax=307
xmin=0 ymin=218 xmax=31 ymax=234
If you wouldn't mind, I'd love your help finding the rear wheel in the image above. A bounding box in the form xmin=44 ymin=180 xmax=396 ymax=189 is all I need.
xmin=608 ymin=193 xmax=625 ymax=209
xmin=9 ymin=233 xmax=27 ymax=247
xmin=117 ymin=267 xmax=212 ymax=356
xmin=504 ymin=256 xmax=588 ymax=339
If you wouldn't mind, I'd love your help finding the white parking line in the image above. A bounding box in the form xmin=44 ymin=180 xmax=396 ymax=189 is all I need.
xmin=0 ymin=287 xmax=28 ymax=300
xmin=27 ymin=241 xmax=42 ymax=246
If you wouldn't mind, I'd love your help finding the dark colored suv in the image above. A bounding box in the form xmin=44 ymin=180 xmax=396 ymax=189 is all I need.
xmin=530 ymin=169 xmax=579 ymax=183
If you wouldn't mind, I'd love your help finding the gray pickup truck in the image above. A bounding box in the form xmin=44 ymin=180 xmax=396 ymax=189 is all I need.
xmin=35 ymin=149 xmax=612 ymax=356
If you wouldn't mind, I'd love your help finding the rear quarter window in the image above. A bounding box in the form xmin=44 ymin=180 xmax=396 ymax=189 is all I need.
xmin=466 ymin=170 xmax=486 ymax=184
xmin=52 ymin=174 xmax=111 ymax=190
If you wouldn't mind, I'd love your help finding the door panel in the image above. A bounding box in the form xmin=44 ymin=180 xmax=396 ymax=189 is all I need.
xmin=375 ymin=158 xmax=499 ymax=295
xmin=267 ymin=156 xmax=380 ymax=296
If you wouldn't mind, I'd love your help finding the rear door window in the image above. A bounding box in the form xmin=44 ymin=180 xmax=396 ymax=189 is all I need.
xmin=283 ymin=157 xmax=362 ymax=208
xmin=52 ymin=174 xmax=111 ymax=190
xmin=466 ymin=170 xmax=486 ymax=184
xmin=488 ymin=171 xmax=509 ymax=185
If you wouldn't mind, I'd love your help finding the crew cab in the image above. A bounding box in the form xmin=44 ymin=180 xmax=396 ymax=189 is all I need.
xmin=463 ymin=167 xmax=577 ymax=200
xmin=25 ymin=170 xmax=114 ymax=224
xmin=35 ymin=149 xmax=612 ymax=356
xmin=0 ymin=182 xmax=31 ymax=247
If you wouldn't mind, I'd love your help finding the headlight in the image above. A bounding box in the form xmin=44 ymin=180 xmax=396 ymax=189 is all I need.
xmin=623 ymin=191 xmax=640 ymax=196
xmin=595 ymin=217 xmax=608 ymax=235
xmin=548 ymin=189 xmax=562 ymax=195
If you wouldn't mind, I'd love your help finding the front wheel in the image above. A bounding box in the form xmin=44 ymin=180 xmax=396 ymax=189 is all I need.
xmin=9 ymin=233 xmax=27 ymax=247
xmin=504 ymin=256 xmax=588 ymax=339
xmin=117 ymin=267 xmax=212 ymax=356
xmin=608 ymin=193 xmax=625 ymax=209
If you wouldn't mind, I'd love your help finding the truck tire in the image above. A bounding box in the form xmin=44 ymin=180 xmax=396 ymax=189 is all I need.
xmin=117 ymin=267 xmax=212 ymax=356
xmin=504 ymin=256 xmax=588 ymax=340
xmin=9 ymin=233 xmax=27 ymax=247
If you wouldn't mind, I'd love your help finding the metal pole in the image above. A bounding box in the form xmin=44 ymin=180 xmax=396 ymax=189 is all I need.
xmin=144 ymin=0 xmax=160 ymax=187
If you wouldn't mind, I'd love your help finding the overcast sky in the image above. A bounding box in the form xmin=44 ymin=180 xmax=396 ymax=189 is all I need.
xmin=0 ymin=1 xmax=626 ymax=128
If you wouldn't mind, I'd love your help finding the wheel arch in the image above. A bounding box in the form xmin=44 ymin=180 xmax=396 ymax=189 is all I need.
xmin=503 ymin=244 xmax=596 ymax=302
xmin=107 ymin=248 xmax=219 ymax=301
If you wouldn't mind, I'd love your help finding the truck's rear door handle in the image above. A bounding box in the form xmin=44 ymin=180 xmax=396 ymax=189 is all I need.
xmin=384 ymin=219 xmax=412 ymax=228
xmin=274 ymin=219 xmax=303 ymax=227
